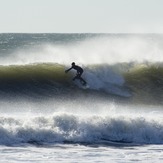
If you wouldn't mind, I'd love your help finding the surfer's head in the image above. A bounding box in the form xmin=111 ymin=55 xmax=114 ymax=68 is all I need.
xmin=71 ymin=62 xmax=75 ymax=66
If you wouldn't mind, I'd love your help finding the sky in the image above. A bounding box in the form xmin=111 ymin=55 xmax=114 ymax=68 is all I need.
xmin=0 ymin=0 xmax=163 ymax=33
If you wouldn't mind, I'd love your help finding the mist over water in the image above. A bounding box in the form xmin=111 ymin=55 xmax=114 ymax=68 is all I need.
xmin=0 ymin=34 xmax=163 ymax=65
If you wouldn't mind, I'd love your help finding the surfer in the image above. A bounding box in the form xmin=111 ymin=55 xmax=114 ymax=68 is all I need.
xmin=65 ymin=62 xmax=87 ymax=85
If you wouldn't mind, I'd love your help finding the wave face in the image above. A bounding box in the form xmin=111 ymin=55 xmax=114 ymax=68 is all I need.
xmin=0 ymin=62 xmax=163 ymax=104
xmin=0 ymin=63 xmax=131 ymax=98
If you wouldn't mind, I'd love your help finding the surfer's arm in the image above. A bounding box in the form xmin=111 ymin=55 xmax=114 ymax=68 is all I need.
xmin=65 ymin=67 xmax=72 ymax=73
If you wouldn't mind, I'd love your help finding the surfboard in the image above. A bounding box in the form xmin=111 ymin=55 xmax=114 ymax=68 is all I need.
xmin=73 ymin=80 xmax=89 ymax=89
xmin=81 ymin=83 xmax=89 ymax=89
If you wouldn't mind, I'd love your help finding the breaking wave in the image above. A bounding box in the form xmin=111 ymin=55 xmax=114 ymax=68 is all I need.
xmin=0 ymin=111 xmax=163 ymax=146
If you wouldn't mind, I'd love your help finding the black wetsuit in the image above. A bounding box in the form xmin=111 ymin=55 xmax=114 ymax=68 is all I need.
xmin=66 ymin=65 xmax=86 ymax=85
xmin=72 ymin=65 xmax=83 ymax=77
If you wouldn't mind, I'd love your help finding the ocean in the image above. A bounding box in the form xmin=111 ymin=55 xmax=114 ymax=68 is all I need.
xmin=0 ymin=33 xmax=163 ymax=162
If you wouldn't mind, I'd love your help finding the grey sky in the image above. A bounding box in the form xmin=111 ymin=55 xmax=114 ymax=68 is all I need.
xmin=0 ymin=0 xmax=163 ymax=33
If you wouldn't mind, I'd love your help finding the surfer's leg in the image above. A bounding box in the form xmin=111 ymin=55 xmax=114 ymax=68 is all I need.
xmin=77 ymin=72 xmax=86 ymax=85
xmin=73 ymin=74 xmax=80 ymax=81
xmin=80 ymin=77 xmax=87 ymax=85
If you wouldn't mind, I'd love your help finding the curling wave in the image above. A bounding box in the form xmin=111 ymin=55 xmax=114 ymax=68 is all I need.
xmin=0 ymin=62 xmax=163 ymax=104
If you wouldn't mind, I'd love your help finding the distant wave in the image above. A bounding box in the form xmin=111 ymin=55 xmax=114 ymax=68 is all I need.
xmin=1 ymin=33 xmax=163 ymax=65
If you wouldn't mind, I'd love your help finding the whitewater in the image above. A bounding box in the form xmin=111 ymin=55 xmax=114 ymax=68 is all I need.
xmin=0 ymin=33 xmax=163 ymax=162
